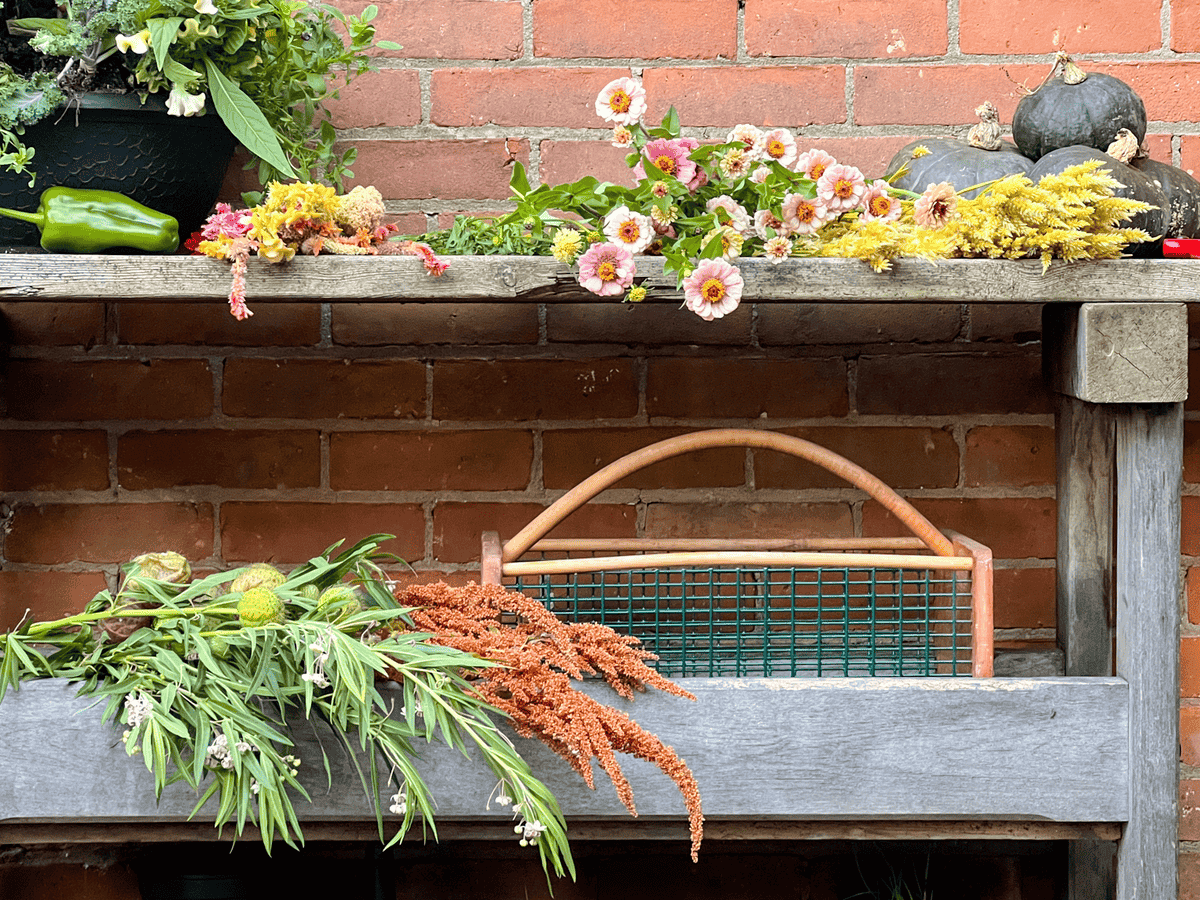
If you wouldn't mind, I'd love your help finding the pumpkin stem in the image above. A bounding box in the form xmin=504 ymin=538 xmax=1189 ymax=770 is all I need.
xmin=1106 ymin=128 xmax=1147 ymax=164
xmin=967 ymin=101 xmax=1004 ymax=150
xmin=1057 ymin=52 xmax=1088 ymax=85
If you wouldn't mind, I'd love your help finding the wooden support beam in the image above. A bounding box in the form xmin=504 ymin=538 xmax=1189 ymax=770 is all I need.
xmin=1115 ymin=403 xmax=1182 ymax=900
xmin=1054 ymin=394 xmax=1115 ymax=677
xmin=1044 ymin=303 xmax=1187 ymax=403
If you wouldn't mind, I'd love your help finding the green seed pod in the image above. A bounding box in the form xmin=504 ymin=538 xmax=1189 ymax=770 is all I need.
xmin=298 ymin=584 xmax=321 ymax=602
xmin=317 ymin=584 xmax=363 ymax=620
xmin=237 ymin=587 xmax=287 ymax=627
xmin=230 ymin=563 xmax=287 ymax=594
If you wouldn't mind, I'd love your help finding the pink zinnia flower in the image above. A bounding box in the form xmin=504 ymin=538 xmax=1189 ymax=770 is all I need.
xmin=201 ymin=202 xmax=252 ymax=241
xmin=675 ymin=136 xmax=706 ymax=191
xmin=595 ymin=77 xmax=647 ymax=126
xmin=706 ymin=195 xmax=752 ymax=235
xmin=859 ymin=180 xmax=903 ymax=223
xmin=611 ymin=125 xmax=634 ymax=148
xmin=781 ymin=192 xmax=833 ymax=235
xmin=817 ymin=163 xmax=868 ymax=214
xmin=634 ymin=138 xmax=698 ymax=187
xmin=760 ymin=128 xmax=798 ymax=169
xmin=577 ymin=242 xmax=636 ymax=296
xmin=914 ymin=182 xmax=959 ymax=228
xmin=794 ymin=148 xmax=837 ymax=181
xmin=603 ymin=205 xmax=655 ymax=254
xmin=764 ymin=235 xmax=793 ymax=264
xmin=754 ymin=209 xmax=790 ymax=240
xmin=726 ymin=124 xmax=765 ymax=159
xmin=683 ymin=258 xmax=743 ymax=321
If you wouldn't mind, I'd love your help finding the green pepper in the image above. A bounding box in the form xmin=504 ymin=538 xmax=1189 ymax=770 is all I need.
xmin=0 ymin=187 xmax=179 ymax=253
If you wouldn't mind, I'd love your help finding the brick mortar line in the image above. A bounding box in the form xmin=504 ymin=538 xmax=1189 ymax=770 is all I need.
xmin=0 ymin=414 xmax=1061 ymax=431
xmin=373 ymin=52 xmax=1200 ymax=70
xmin=2 ymin=485 xmax=1060 ymax=503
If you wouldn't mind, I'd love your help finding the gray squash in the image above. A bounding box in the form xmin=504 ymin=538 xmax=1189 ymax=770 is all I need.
xmin=885 ymin=138 xmax=1034 ymax=200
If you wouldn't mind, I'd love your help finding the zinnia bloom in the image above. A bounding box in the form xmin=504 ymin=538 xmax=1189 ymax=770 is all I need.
xmin=726 ymin=124 xmax=765 ymax=159
xmin=706 ymin=195 xmax=752 ymax=235
xmin=753 ymin=209 xmax=790 ymax=240
xmin=683 ymin=259 xmax=743 ymax=321
xmin=611 ymin=125 xmax=634 ymax=148
xmin=858 ymin=180 xmax=903 ymax=223
xmin=794 ymin=148 xmax=837 ymax=181
xmin=914 ymin=182 xmax=959 ymax=228
xmin=764 ymin=236 xmax=793 ymax=264
xmin=550 ymin=228 xmax=585 ymax=264
xmin=701 ymin=225 xmax=745 ymax=260
xmin=781 ymin=192 xmax=832 ymax=235
xmin=718 ymin=147 xmax=753 ymax=180
xmin=760 ymin=128 xmax=798 ymax=169
xmin=817 ymin=163 xmax=868 ymax=214
xmin=634 ymin=138 xmax=698 ymax=187
xmin=595 ymin=77 xmax=647 ymax=126
xmin=577 ymin=242 xmax=636 ymax=297
xmin=603 ymin=205 xmax=655 ymax=254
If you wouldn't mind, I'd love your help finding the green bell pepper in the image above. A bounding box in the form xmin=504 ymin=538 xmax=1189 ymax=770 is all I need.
xmin=0 ymin=187 xmax=179 ymax=253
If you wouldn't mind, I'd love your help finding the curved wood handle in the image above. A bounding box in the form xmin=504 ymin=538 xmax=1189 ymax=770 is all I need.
xmin=502 ymin=428 xmax=956 ymax=562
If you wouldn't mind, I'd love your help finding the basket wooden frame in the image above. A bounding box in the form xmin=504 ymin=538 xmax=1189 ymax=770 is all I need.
xmin=481 ymin=428 xmax=994 ymax=677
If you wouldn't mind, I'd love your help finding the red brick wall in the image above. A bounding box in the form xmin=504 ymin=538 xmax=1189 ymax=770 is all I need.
xmin=5 ymin=0 xmax=1200 ymax=895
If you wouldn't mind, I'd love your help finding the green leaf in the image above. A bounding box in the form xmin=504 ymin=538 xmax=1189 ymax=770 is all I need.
xmin=145 ymin=18 xmax=183 ymax=70
xmin=509 ymin=161 xmax=532 ymax=199
xmin=204 ymin=59 xmax=296 ymax=178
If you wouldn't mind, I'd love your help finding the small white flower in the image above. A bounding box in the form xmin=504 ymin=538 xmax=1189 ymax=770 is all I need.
xmin=235 ymin=740 xmax=253 ymax=753
xmin=166 ymin=85 xmax=207 ymax=117
xmin=115 ymin=30 xmax=150 ymax=54
xmin=194 ymin=0 xmax=218 ymax=12
xmin=124 ymin=693 xmax=153 ymax=728
xmin=494 ymin=791 xmax=512 ymax=807
xmin=250 ymin=780 xmax=260 ymax=795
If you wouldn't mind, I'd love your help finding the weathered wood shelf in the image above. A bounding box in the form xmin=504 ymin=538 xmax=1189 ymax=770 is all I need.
xmin=0 ymin=677 xmax=1128 ymax=837
xmin=2 ymin=253 xmax=1200 ymax=303
xmin=0 ymin=255 xmax=1186 ymax=900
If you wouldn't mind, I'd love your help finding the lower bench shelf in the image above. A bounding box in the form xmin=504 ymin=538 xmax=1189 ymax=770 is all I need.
xmin=0 ymin=676 xmax=1128 ymax=840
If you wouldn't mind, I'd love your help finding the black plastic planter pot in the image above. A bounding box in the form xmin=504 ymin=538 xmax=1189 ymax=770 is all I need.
xmin=0 ymin=92 xmax=237 ymax=248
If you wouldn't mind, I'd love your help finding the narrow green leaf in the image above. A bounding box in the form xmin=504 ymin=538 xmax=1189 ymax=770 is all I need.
xmin=204 ymin=60 xmax=296 ymax=178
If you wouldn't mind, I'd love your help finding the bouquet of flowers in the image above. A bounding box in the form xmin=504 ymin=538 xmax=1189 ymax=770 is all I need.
xmin=419 ymin=76 xmax=1152 ymax=321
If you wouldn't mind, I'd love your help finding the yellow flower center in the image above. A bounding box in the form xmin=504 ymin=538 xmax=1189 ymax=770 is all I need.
xmin=618 ymin=221 xmax=641 ymax=243
xmin=597 ymin=261 xmax=617 ymax=281
xmin=834 ymin=178 xmax=856 ymax=200
xmin=795 ymin=203 xmax=815 ymax=224
xmin=701 ymin=278 xmax=726 ymax=303
xmin=868 ymin=195 xmax=893 ymax=217
xmin=767 ymin=139 xmax=786 ymax=158
xmin=654 ymin=155 xmax=677 ymax=175
xmin=810 ymin=162 xmax=827 ymax=180
xmin=608 ymin=90 xmax=632 ymax=114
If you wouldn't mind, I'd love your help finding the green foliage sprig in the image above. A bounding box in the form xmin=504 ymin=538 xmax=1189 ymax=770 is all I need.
xmin=0 ymin=535 xmax=574 ymax=880
xmin=2 ymin=0 xmax=398 ymax=189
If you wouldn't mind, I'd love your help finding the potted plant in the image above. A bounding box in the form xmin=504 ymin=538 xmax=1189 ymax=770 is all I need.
xmin=0 ymin=0 xmax=392 ymax=242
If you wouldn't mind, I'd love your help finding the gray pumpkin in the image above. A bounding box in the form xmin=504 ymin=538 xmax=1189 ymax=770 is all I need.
xmin=1029 ymin=145 xmax=1168 ymax=250
xmin=884 ymin=138 xmax=1034 ymax=200
xmin=1011 ymin=59 xmax=1147 ymax=161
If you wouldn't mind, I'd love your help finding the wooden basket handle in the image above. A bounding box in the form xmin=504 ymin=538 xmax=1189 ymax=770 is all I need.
xmin=502 ymin=428 xmax=956 ymax=563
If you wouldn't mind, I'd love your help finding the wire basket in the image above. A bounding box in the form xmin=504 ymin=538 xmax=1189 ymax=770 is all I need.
xmin=482 ymin=430 xmax=993 ymax=678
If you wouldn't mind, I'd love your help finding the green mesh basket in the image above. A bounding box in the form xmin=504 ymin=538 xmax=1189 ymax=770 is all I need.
xmin=482 ymin=430 xmax=994 ymax=678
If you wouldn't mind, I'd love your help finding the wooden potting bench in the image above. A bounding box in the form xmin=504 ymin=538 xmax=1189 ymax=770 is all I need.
xmin=0 ymin=255 xmax=1187 ymax=900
